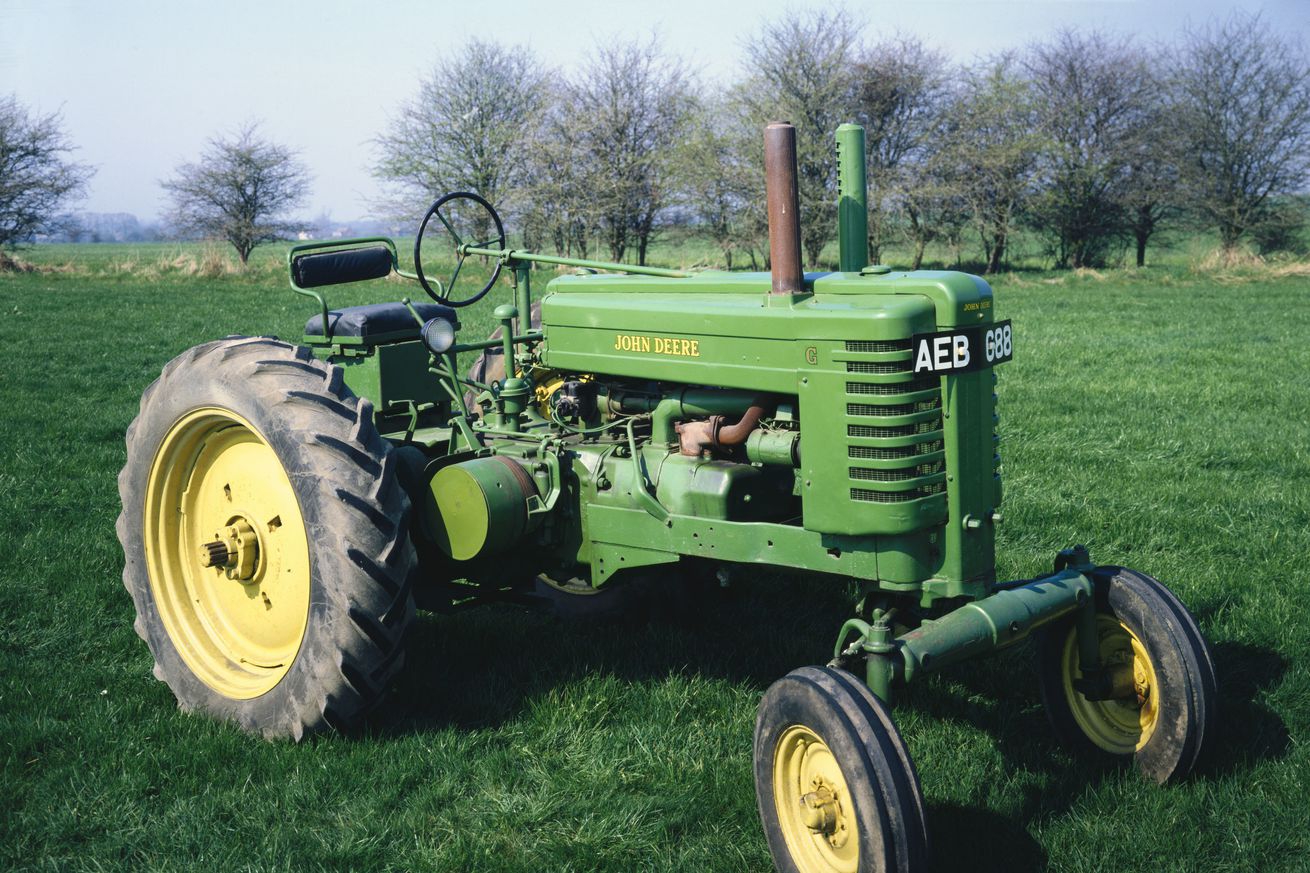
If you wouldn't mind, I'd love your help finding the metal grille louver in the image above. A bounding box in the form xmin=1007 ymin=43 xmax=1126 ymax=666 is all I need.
xmin=842 ymin=338 xmax=946 ymax=507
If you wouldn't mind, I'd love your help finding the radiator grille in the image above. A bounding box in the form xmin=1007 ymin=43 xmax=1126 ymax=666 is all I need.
xmin=847 ymin=361 xmax=906 ymax=374
xmin=850 ymin=467 xmax=917 ymax=482
xmin=848 ymin=441 xmax=944 ymax=460
xmin=848 ymin=420 xmax=940 ymax=439
xmin=849 ymin=424 xmax=915 ymax=439
xmin=846 ymin=400 xmax=941 ymax=418
xmin=851 ymin=488 xmax=919 ymax=503
xmin=847 ymin=377 xmax=938 ymax=395
xmin=845 ymin=339 xmax=909 ymax=353
xmin=842 ymin=338 xmax=945 ymax=508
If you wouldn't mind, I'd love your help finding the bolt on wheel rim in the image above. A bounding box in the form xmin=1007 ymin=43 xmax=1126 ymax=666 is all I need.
xmin=1061 ymin=614 xmax=1160 ymax=754
xmin=144 ymin=408 xmax=310 ymax=699
xmin=772 ymin=725 xmax=859 ymax=873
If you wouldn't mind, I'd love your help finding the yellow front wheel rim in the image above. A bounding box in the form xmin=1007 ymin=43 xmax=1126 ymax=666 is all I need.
xmin=1061 ymin=614 xmax=1160 ymax=754
xmin=772 ymin=725 xmax=859 ymax=873
xmin=143 ymin=408 xmax=311 ymax=699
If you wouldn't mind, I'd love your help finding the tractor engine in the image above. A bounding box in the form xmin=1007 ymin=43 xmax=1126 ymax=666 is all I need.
xmin=398 ymin=124 xmax=1008 ymax=607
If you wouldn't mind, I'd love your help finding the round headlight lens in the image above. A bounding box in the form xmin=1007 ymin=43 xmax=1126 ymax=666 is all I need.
xmin=420 ymin=316 xmax=456 ymax=355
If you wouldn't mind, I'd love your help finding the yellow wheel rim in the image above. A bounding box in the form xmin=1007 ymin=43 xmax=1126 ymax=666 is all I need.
xmin=772 ymin=725 xmax=859 ymax=873
xmin=143 ymin=408 xmax=310 ymax=699
xmin=1061 ymin=614 xmax=1160 ymax=754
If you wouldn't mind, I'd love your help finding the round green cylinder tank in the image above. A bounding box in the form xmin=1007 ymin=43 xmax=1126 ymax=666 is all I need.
xmin=427 ymin=456 xmax=537 ymax=561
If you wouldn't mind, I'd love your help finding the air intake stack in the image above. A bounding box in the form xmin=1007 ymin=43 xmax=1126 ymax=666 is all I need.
xmin=836 ymin=123 xmax=869 ymax=272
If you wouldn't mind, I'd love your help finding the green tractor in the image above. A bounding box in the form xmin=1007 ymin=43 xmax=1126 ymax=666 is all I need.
xmin=117 ymin=122 xmax=1215 ymax=872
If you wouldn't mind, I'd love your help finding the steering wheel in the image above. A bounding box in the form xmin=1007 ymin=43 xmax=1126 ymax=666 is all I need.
xmin=414 ymin=191 xmax=507 ymax=308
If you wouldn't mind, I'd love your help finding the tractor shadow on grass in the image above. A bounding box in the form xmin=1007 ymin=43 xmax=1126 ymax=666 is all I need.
xmin=890 ymin=633 xmax=1291 ymax=859
xmin=382 ymin=573 xmax=1054 ymax=870
xmin=375 ymin=575 xmax=1285 ymax=873
xmin=916 ymin=636 xmax=1292 ymax=778
xmin=1198 ymin=639 xmax=1290 ymax=776
xmin=381 ymin=572 xmax=856 ymax=732
xmin=925 ymin=804 xmax=1046 ymax=873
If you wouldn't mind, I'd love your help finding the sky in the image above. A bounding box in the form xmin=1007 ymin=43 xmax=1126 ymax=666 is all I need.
xmin=3 ymin=0 xmax=1306 ymax=224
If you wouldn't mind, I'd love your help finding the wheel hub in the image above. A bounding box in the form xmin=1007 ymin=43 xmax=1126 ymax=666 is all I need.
xmin=198 ymin=517 xmax=260 ymax=581
xmin=773 ymin=726 xmax=857 ymax=872
xmin=1062 ymin=614 xmax=1160 ymax=754
xmin=143 ymin=408 xmax=311 ymax=699
xmin=799 ymin=780 xmax=840 ymax=838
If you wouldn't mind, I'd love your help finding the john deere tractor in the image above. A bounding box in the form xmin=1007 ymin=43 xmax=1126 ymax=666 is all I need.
xmin=117 ymin=122 xmax=1215 ymax=872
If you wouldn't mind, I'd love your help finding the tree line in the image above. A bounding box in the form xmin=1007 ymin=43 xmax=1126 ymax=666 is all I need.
xmin=374 ymin=10 xmax=1310 ymax=272
xmin=2 ymin=10 xmax=1307 ymax=272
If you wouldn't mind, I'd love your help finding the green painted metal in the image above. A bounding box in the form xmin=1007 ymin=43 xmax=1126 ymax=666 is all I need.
xmin=311 ymin=340 xmax=447 ymax=430
xmin=460 ymin=245 xmax=691 ymax=278
xmin=648 ymin=388 xmax=758 ymax=447
xmin=280 ymin=121 xmax=1032 ymax=705
xmin=744 ymin=429 xmax=799 ymax=466
xmin=427 ymin=456 xmax=535 ymax=561
xmin=830 ymin=568 xmax=1094 ymax=703
xmin=896 ymin=569 xmax=1094 ymax=681
xmin=836 ymin=124 xmax=868 ymax=272
xmin=537 ymin=268 xmax=1000 ymax=598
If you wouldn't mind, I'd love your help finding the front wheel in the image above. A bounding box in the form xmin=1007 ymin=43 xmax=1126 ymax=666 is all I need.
xmin=1036 ymin=567 xmax=1216 ymax=783
xmin=754 ymin=666 xmax=928 ymax=873
xmin=117 ymin=337 xmax=416 ymax=739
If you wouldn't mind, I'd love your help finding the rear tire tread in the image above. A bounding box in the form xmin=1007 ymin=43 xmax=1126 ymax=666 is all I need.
xmin=117 ymin=336 xmax=416 ymax=740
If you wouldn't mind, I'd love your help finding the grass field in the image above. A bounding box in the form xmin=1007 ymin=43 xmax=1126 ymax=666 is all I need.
xmin=1 ymin=242 xmax=1308 ymax=871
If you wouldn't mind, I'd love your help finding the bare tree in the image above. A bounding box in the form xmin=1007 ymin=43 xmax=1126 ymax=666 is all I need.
xmin=162 ymin=123 xmax=310 ymax=264
xmin=1024 ymin=30 xmax=1159 ymax=268
xmin=936 ymin=58 xmax=1043 ymax=273
xmin=374 ymin=40 xmax=546 ymax=227
xmin=0 ymin=95 xmax=93 ymax=248
xmin=741 ymin=10 xmax=859 ymax=268
xmin=519 ymin=89 xmax=600 ymax=257
xmin=1119 ymin=88 xmax=1182 ymax=267
xmin=1170 ymin=13 xmax=1310 ymax=255
xmin=850 ymin=36 xmax=951 ymax=264
xmin=675 ymin=99 xmax=764 ymax=269
xmin=900 ymin=145 xmax=972 ymax=270
xmin=566 ymin=38 xmax=696 ymax=264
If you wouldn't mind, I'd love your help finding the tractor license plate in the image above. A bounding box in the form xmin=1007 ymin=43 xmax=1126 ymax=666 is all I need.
xmin=911 ymin=320 xmax=1012 ymax=374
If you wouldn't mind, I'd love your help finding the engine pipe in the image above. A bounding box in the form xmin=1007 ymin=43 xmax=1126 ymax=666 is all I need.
xmin=675 ymin=404 xmax=769 ymax=456
xmin=836 ymin=124 xmax=869 ymax=272
xmin=649 ymin=388 xmax=759 ymax=447
xmin=765 ymin=122 xmax=805 ymax=295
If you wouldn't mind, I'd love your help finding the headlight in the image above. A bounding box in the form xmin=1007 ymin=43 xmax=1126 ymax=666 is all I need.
xmin=420 ymin=316 xmax=456 ymax=355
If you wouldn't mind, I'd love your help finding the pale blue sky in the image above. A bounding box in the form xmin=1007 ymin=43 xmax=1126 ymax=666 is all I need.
xmin=3 ymin=0 xmax=1305 ymax=223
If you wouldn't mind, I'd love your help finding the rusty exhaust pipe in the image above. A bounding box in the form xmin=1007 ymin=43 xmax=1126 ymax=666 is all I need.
xmin=765 ymin=121 xmax=804 ymax=296
xmin=675 ymin=401 xmax=771 ymax=457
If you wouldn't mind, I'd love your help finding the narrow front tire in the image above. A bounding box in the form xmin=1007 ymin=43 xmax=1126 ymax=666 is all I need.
xmin=1036 ymin=567 xmax=1216 ymax=783
xmin=754 ymin=666 xmax=928 ymax=873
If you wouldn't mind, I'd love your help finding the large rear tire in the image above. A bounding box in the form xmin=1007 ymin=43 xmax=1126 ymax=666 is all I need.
xmin=117 ymin=337 xmax=416 ymax=739
xmin=755 ymin=666 xmax=928 ymax=873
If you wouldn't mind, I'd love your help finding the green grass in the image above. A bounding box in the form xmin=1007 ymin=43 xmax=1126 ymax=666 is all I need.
xmin=1 ymin=244 xmax=1308 ymax=871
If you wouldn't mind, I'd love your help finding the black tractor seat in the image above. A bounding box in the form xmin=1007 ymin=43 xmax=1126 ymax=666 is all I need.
xmin=305 ymin=302 xmax=458 ymax=343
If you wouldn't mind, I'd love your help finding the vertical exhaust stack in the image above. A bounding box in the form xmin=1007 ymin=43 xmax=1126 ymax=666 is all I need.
xmin=764 ymin=122 xmax=804 ymax=295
